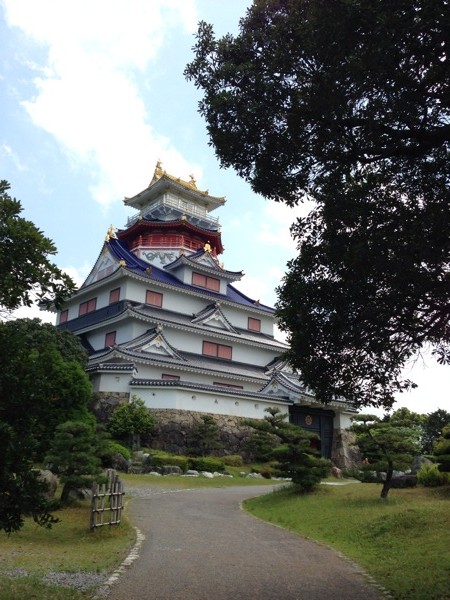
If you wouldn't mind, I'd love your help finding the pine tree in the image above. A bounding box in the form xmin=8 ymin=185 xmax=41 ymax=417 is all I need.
xmin=46 ymin=421 xmax=104 ymax=504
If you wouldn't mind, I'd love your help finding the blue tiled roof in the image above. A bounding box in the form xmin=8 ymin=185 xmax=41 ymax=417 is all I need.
xmin=106 ymin=238 xmax=274 ymax=313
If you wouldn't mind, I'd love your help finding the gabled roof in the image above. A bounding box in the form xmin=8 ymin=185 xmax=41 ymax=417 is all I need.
xmin=88 ymin=346 xmax=274 ymax=383
xmin=78 ymin=237 xmax=275 ymax=313
xmin=191 ymin=302 xmax=238 ymax=334
xmin=164 ymin=248 xmax=243 ymax=282
xmin=121 ymin=327 xmax=186 ymax=361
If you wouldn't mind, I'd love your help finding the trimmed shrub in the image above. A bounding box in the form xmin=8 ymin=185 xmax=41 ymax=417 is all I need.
xmin=148 ymin=452 xmax=190 ymax=472
xmin=417 ymin=463 xmax=450 ymax=487
xmin=189 ymin=456 xmax=225 ymax=472
xmin=223 ymin=454 xmax=244 ymax=467
xmin=102 ymin=440 xmax=132 ymax=462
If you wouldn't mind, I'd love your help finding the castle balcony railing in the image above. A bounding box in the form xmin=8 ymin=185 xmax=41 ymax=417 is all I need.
xmin=127 ymin=194 xmax=220 ymax=228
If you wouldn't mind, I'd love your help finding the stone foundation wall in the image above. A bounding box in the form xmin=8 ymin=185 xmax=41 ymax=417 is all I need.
xmin=147 ymin=409 xmax=252 ymax=456
xmin=90 ymin=392 xmax=130 ymax=423
xmin=91 ymin=396 xmax=360 ymax=467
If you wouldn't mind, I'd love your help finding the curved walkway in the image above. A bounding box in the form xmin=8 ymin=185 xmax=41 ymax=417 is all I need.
xmin=106 ymin=485 xmax=385 ymax=600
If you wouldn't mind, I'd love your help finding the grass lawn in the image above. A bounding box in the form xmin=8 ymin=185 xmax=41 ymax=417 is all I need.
xmin=244 ymin=481 xmax=450 ymax=600
xmin=0 ymin=502 xmax=135 ymax=600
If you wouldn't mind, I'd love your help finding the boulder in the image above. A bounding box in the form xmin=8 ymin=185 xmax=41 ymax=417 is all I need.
xmin=411 ymin=455 xmax=433 ymax=474
xmin=161 ymin=465 xmax=183 ymax=475
xmin=36 ymin=469 xmax=59 ymax=501
xmin=331 ymin=466 xmax=342 ymax=478
xmin=390 ymin=474 xmax=418 ymax=488
xmin=111 ymin=453 xmax=130 ymax=473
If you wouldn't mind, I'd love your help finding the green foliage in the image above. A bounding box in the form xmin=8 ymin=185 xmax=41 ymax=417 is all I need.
xmin=417 ymin=463 xmax=449 ymax=487
xmin=147 ymin=452 xmax=190 ymax=472
xmin=0 ymin=180 xmax=75 ymax=311
xmin=244 ymin=425 xmax=278 ymax=463
xmin=46 ymin=421 xmax=104 ymax=504
xmin=0 ymin=319 xmax=92 ymax=532
xmin=101 ymin=440 xmax=132 ymax=463
xmin=434 ymin=425 xmax=450 ymax=473
xmin=108 ymin=395 xmax=155 ymax=450
xmin=0 ymin=422 xmax=59 ymax=534
xmin=244 ymin=408 xmax=330 ymax=493
xmin=189 ymin=456 xmax=225 ymax=473
xmin=222 ymin=454 xmax=244 ymax=467
xmin=421 ymin=409 xmax=450 ymax=454
xmin=186 ymin=2 xmax=450 ymax=409
xmin=185 ymin=415 xmax=223 ymax=457
xmin=352 ymin=414 xmax=419 ymax=498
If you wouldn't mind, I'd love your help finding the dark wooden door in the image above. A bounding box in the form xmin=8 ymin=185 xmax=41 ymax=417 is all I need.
xmin=289 ymin=406 xmax=334 ymax=459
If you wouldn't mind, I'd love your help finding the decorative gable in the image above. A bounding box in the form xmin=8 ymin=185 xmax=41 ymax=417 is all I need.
xmin=191 ymin=302 xmax=238 ymax=333
xmin=82 ymin=247 xmax=120 ymax=287
xmin=125 ymin=327 xmax=185 ymax=361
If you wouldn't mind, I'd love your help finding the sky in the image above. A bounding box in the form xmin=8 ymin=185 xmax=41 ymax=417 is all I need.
xmin=1 ymin=0 xmax=448 ymax=417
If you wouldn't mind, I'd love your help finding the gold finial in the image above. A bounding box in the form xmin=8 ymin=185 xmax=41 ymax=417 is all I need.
xmin=203 ymin=241 xmax=212 ymax=253
xmin=154 ymin=159 xmax=163 ymax=179
xmin=105 ymin=225 xmax=117 ymax=242
xmin=119 ymin=259 xmax=126 ymax=267
xmin=188 ymin=174 xmax=197 ymax=188
xmin=181 ymin=215 xmax=187 ymax=221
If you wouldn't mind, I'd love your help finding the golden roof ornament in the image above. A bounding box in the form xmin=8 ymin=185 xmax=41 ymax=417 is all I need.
xmin=154 ymin=159 xmax=164 ymax=179
xmin=105 ymin=225 xmax=117 ymax=242
xmin=203 ymin=241 xmax=212 ymax=253
xmin=188 ymin=174 xmax=197 ymax=188
xmin=119 ymin=259 xmax=126 ymax=267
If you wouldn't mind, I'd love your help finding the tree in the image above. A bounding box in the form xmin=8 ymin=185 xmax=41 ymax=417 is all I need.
xmin=244 ymin=408 xmax=330 ymax=492
xmin=0 ymin=180 xmax=75 ymax=312
xmin=421 ymin=409 xmax=450 ymax=454
xmin=0 ymin=422 xmax=59 ymax=534
xmin=186 ymin=415 xmax=224 ymax=457
xmin=434 ymin=425 xmax=450 ymax=474
xmin=0 ymin=319 xmax=92 ymax=533
xmin=185 ymin=1 xmax=450 ymax=409
xmin=46 ymin=421 xmax=104 ymax=504
xmin=108 ymin=395 xmax=155 ymax=451
xmin=352 ymin=414 xmax=419 ymax=499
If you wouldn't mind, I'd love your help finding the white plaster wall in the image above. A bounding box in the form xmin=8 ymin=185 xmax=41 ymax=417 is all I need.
xmin=135 ymin=386 xmax=290 ymax=420
xmin=333 ymin=412 xmax=354 ymax=429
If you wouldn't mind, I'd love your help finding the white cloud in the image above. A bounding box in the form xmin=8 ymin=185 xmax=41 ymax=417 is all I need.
xmin=3 ymin=0 xmax=199 ymax=207
xmin=1 ymin=143 xmax=27 ymax=171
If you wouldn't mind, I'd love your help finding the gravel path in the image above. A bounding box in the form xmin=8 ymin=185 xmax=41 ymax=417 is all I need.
xmin=104 ymin=485 xmax=387 ymax=600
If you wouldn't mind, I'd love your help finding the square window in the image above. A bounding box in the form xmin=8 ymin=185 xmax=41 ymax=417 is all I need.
xmin=248 ymin=317 xmax=261 ymax=332
xmin=105 ymin=331 xmax=116 ymax=347
xmin=109 ymin=288 xmax=120 ymax=304
xmin=146 ymin=290 xmax=163 ymax=307
xmin=59 ymin=309 xmax=68 ymax=324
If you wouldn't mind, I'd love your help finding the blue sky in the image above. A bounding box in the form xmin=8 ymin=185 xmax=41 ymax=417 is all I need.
xmin=1 ymin=0 xmax=447 ymax=416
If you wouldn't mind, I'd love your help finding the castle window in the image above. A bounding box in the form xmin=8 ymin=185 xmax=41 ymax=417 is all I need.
xmin=105 ymin=331 xmax=116 ymax=347
xmin=162 ymin=374 xmax=180 ymax=380
xmin=59 ymin=309 xmax=68 ymax=324
xmin=202 ymin=341 xmax=232 ymax=360
xmin=248 ymin=317 xmax=261 ymax=332
xmin=192 ymin=272 xmax=220 ymax=292
xmin=109 ymin=287 xmax=120 ymax=304
xmin=79 ymin=298 xmax=97 ymax=316
xmin=146 ymin=290 xmax=163 ymax=307
xmin=213 ymin=382 xmax=243 ymax=389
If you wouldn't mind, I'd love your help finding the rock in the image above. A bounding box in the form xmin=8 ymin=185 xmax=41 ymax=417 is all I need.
xmin=67 ymin=487 xmax=92 ymax=501
xmin=331 ymin=466 xmax=342 ymax=478
xmin=35 ymin=469 xmax=58 ymax=501
xmin=185 ymin=470 xmax=199 ymax=477
xmin=390 ymin=474 xmax=418 ymax=488
xmin=246 ymin=472 xmax=263 ymax=479
xmin=200 ymin=471 xmax=214 ymax=478
xmin=111 ymin=452 xmax=130 ymax=473
xmin=148 ymin=471 xmax=162 ymax=476
xmin=161 ymin=465 xmax=183 ymax=475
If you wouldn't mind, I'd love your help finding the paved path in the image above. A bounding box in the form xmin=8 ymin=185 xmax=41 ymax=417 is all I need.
xmin=107 ymin=485 xmax=384 ymax=600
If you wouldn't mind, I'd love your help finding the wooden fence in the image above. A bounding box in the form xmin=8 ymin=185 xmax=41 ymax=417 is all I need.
xmin=90 ymin=472 xmax=125 ymax=530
